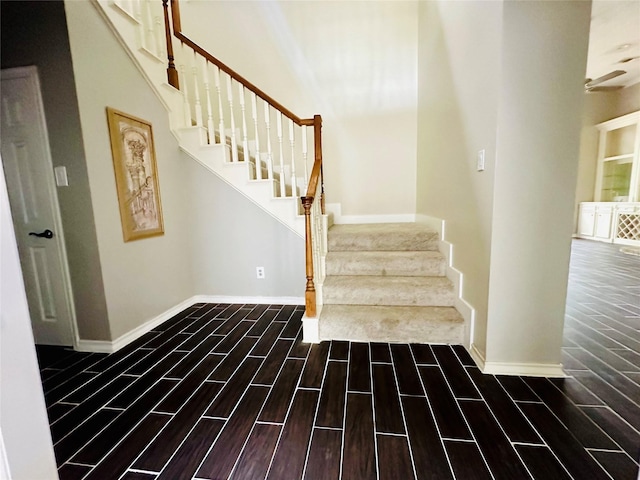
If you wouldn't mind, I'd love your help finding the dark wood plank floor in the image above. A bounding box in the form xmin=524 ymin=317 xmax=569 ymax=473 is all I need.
xmin=37 ymin=239 xmax=639 ymax=480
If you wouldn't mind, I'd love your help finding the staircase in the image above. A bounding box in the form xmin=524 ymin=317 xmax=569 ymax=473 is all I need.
xmin=97 ymin=1 xmax=466 ymax=345
xmin=319 ymin=223 xmax=465 ymax=344
xmin=95 ymin=0 xmax=312 ymax=237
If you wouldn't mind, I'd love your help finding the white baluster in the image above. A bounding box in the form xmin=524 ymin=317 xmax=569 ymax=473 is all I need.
xmin=192 ymin=52 xmax=203 ymax=127
xmin=155 ymin=16 xmax=164 ymax=58
xmin=264 ymin=102 xmax=274 ymax=180
xmin=226 ymin=76 xmax=238 ymax=162
xmin=179 ymin=48 xmax=191 ymax=127
xmin=289 ymin=119 xmax=297 ymax=198
xmin=302 ymin=125 xmax=309 ymax=193
xmin=214 ymin=67 xmax=225 ymax=146
xmin=277 ymin=113 xmax=285 ymax=197
xmin=251 ymin=94 xmax=262 ymax=180
xmin=238 ymin=84 xmax=249 ymax=164
xmin=202 ymin=61 xmax=215 ymax=145
xmin=144 ymin=0 xmax=155 ymax=54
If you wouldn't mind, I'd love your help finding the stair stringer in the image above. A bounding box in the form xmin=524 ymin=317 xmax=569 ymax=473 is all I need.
xmin=92 ymin=0 xmax=305 ymax=237
xmin=417 ymin=215 xmax=476 ymax=349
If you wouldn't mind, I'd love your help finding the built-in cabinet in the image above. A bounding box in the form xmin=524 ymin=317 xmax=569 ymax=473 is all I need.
xmin=577 ymin=111 xmax=640 ymax=246
xmin=594 ymin=111 xmax=640 ymax=203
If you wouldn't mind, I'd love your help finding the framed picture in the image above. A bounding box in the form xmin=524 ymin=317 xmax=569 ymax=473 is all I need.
xmin=106 ymin=107 xmax=164 ymax=242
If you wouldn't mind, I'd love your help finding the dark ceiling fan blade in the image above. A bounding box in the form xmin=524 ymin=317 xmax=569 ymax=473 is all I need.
xmin=585 ymin=70 xmax=626 ymax=88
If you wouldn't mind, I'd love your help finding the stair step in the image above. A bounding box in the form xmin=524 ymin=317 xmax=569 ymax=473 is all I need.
xmin=323 ymin=276 xmax=455 ymax=307
xmin=328 ymin=223 xmax=439 ymax=252
xmin=319 ymin=305 xmax=464 ymax=344
xmin=326 ymin=251 xmax=445 ymax=277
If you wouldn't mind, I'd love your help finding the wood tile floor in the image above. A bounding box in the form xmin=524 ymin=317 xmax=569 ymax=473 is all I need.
xmin=38 ymin=240 xmax=639 ymax=480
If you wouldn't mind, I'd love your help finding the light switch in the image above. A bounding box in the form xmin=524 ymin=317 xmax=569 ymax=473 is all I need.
xmin=477 ymin=149 xmax=485 ymax=172
xmin=54 ymin=166 xmax=68 ymax=186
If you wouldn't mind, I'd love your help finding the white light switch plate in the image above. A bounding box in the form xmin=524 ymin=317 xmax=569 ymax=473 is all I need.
xmin=477 ymin=149 xmax=485 ymax=172
xmin=54 ymin=166 xmax=68 ymax=186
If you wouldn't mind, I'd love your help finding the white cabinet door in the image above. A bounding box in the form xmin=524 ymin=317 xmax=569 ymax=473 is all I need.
xmin=594 ymin=208 xmax=613 ymax=239
xmin=578 ymin=207 xmax=595 ymax=237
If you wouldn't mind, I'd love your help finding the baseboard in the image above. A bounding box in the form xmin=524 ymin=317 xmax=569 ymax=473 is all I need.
xmin=76 ymin=296 xmax=200 ymax=353
xmin=470 ymin=344 xmax=566 ymax=377
xmin=484 ymin=361 xmax=566 ymax=378
xmin=469 ymin=343 xmax=486 ymax=370
xmin=192 ymin=295 xmax=304 ymax=305
xmin=76 ymin=294 xmax=305 ymax=353
xmin=418 ymin=214 xmax=476 ymax=349
xmin=325 ymin=203 xmax=416 ymax=225
xmin=416 ymin=214 xmax=444 ymax=237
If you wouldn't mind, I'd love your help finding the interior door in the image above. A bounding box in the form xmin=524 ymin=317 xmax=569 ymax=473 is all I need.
xmin=1 ymin=66 xmax=76 ymax=346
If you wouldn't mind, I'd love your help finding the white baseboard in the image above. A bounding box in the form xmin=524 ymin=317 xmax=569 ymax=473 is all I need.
xmin=416 ymin=214 xmax=444 ymax=237
xmin=76 ymin=295 xmax=304 ymax=353
xmin=192 ymin=295 xmax=304 ymax=305
xmin=470 ymin=344 xmax=566 ymax=377
xmin=326 ymin=203 xmax=416 ymax=225
xmin=418 ymin=214 xmax=475 ymax=349
xmin=76 ymin=296 xmax=199 ymax=353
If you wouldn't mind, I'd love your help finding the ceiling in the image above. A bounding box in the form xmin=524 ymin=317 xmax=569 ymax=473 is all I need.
xmin=586 ymin=0 xmax=640 ymax=89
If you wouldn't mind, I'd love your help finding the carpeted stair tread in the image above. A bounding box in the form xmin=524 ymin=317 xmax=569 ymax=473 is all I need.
xmin=328 ymin=223 xmax=439 ymax=251
xmin=319 ymin=305 xmax=464 ymax=344
xmin=325 ymin=250 xmax=445 ymax=277
xmin=323 ymin=275 xmax=455 ymax=307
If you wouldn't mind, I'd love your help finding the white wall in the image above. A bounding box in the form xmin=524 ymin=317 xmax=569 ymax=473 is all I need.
xmin=180 ymin=0 xmax=418 ymax=217
xmin=0 ymin=162 xmax=58 ymax=479
xmin=417 ymin=0 xmax=591 ymax=371
xmin=416 ymin=0 xmax=503 ymax=356
xmin=486 ymin=0 xmax=591 ymax=367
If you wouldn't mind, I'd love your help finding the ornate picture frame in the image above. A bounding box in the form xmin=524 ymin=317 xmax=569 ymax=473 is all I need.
xmin=106 ymin=107 xmax=164 ymax=242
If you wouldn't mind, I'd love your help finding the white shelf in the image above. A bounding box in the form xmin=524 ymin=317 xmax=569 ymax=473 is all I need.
xmin=603 ymin=154 xmax=634 ymax=162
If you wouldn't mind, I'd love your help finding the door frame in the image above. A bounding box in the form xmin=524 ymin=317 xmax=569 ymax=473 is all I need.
xmin=1 ymin=65 xmax=80 ymax=349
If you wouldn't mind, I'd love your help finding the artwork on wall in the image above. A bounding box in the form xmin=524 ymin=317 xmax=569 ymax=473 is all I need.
xmin=106 ymin=107 xmax=164 ymax=242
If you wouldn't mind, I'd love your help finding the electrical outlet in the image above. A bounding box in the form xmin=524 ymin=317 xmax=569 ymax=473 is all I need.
xmin=256 ymin=267 xmax=265 ymax=279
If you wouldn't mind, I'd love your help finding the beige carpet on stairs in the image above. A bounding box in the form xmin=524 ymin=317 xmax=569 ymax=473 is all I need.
xmin=319 ymin=223 xmax=464 ymax=344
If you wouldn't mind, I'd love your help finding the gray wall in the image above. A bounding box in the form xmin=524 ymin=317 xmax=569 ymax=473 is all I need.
xmin=1 ymin=0 xmax=110 ymax=341
xmin=187 ymin=157 xmax=305 ymax=297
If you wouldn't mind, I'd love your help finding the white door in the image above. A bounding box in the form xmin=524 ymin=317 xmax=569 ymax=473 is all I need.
xmin=1 ymin=66 xmax=76 ymax=346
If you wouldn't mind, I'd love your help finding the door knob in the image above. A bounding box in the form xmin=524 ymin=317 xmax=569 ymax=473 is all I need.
xmin=29 ymin=229 xmax=54 ymax=239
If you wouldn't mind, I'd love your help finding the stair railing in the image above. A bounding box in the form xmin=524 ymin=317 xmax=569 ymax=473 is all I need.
xmin=159 ymin=0 xmax=324 ymax=317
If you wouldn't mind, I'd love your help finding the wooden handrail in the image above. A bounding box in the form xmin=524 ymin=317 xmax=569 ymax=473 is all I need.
xmin=165 ymin=0 xmax=324 ymax=319
xmin=168 ymin=0 xmax=314 ymax=127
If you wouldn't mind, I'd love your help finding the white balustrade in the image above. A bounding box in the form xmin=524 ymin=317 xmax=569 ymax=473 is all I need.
xmin=277 ymin=113 xmax=285 ymax=197
xmin=179 ymin=58 xmax=191 ymax=127
xmin=289 ymin=119 xmax=297 ymax=198
xmin=226 ymin=76 xmax=238 ymax=162
xmin=238 ymin=84 xmax=249 ymax=163
xmin=214 ymin=67 xmax=225 ymax=146
xmin=192 ymin=52 xmax=203 ymax=127
xmin=155 ymin=16 xmax=164 ymax=58
xmin=202 ymin=61 xmax=215 ymax=145
xmin=251 ymin=94 xmax=262 ymax=180
xmin=264 ymin=103 xmax=274 ymax=180
xmin=302 ymin=125 xmax=309 ymax=193
xmin=144 ymin=0 xmax=155 ymax=54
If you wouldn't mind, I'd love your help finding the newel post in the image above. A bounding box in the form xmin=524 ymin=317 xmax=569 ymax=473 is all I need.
xmin=162 ymin=0 xmax=179 ymax=89
xmin=302 ymin=196 xmax=316 ymax=317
